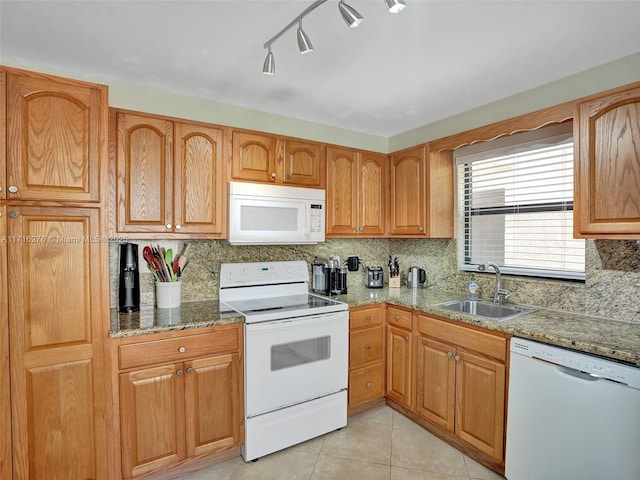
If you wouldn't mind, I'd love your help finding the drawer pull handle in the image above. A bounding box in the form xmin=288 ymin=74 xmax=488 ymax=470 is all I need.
xmin=365 ymin=344 xmax=372 ymax=350
xmin=366 ymin=382 xmax=371 ymax=388
xmin=166 ymin=223 xmax=172 ymax=229
xmin=8 ymin=185 xmax=18 ymax=194
xmin=366 ymin=315 xmax=371 ymax=321
xmin=176 ymin=369 xmax=183 ymax=376
xmin=186 ymin=367 xmax=194 ymax=374
xmin=178 ymin=346 xmax=186 ymax=353
xmin=394 ymin=315 xmax=400 ymax=320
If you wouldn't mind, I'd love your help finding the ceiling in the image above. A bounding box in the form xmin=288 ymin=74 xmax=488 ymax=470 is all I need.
xmin=1 ymin=0 xmax=640 ymax=137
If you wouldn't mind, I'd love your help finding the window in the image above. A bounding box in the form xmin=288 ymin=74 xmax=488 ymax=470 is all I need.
xmin=455 ymin=123 xmax=585 ymax=280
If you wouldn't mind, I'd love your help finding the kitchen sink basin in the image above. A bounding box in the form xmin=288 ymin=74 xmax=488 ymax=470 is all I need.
xmin=434 ymin=299 xmax=536 ymax=322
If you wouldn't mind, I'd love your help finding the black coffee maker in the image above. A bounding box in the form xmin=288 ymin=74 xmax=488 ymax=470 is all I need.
xmin=312 ymin=256 xmax=347 ymax=296
xmin=118 ymin=243 xmax=140 ymax=312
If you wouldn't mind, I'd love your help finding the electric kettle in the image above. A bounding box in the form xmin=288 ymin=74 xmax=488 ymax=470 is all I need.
xmin=407 ymin=267 xmax=426 ymax=289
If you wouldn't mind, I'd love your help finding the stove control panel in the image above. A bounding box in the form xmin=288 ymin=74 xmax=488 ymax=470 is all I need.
xmin=220 ymin=260 xmax=309 ymax=288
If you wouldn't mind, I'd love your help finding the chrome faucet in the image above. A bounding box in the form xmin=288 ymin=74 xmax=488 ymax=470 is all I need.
xmin=477 ymin=262 xmax=511 ymax=305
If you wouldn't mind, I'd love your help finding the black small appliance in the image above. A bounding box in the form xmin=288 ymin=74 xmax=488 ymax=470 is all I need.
xmin=312 ymin=257 xmax=347 ymax=295
xmin=118 ymin=242 xmax=140 ymax=312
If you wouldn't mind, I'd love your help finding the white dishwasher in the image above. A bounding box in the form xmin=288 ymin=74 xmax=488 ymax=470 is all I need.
xmin=506 ymin=338 xmax=640 ymax=480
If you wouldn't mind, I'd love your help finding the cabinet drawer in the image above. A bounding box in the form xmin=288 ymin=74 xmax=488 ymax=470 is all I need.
xmin=387 ymin=306 xmax=412 ymax=330
xmin=349 ymin=363 xmax=384 ymax=407
xmin=350 ymin=326 xmax=383 ymax=368
xmin=350 ymin=306 xmax=384 ymax=330
xmin=417 ymin=315 xmax=506 ymax=362
xmin=118 ymin=327 xmax=240 ymax=370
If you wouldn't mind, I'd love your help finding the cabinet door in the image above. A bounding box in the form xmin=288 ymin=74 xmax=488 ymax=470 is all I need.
xmin=416 ymin=336 xmax=455 ymax=432
xmin=386 ymin=325 xmax=413 ymax=409
xmin=184 ymin=353 xmax=242 ymax=457
xmin=0 ymin=205 xmax=10 ymax=480
xmin=231 ymin=131 xmax=277 ymax=183
xmin=358 ymin=152 xmax=386 ymax=235
xmin=455 ymin=348 xmax=506 ymax=462
xmin=389 ymin=147 xmax=426 ymax=235
xmin=6 ymin=70 xmax=104 ymax=202
xmin=7 ymin=206 xmax=107 ymax=480
xmin=575 ymin=85 xmax=640 ymax=237
xmin=115 ymin=111 xmax=174 ymax=233
xmin=173 ymin=122 xmax=225 ymax=235
xmin=326 ymin=147 xmax=358 ymax=235
xmin=0 ymin=70 xmax=6 ymax=200
xmin=119 ymin=364 xmax=186 ymax=479
xmin=283 ymin=139 xmax=324 ymax=187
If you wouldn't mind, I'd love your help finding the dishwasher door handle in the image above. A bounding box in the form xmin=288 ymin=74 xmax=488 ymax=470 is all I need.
xmin=555 ymin=365 xmax=601 ymax=382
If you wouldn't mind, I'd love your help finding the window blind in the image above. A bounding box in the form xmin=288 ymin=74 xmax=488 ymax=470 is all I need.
xmin=455 ymin=123 xmax=585 ymax=281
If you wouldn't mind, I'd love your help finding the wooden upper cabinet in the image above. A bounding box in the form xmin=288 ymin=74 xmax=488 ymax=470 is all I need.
xmin=174 ymin=122 xmax=225 ymax=235
xmin=231 ymin=130 xmax=278 ymax=183
xmin=113 ymin=110 xmax=225 ymax=237
xmin=326 ymin=147 xmax=385 ymax=236
xmin=282 ymin=139 xmax=324 ymax=187
xmin=115 ymin=111 xmax=173 ymax=233
xmin=389 ymin=146 xmax=427 ymax=235
xmin=5 ymin=68 xmax=105 ymax=202
xmin=0 ymin=70 xmax=6 ymax=201
xmin=231 ymin=130 xmax=324 ymax=187
xmin=574 ymin=82 xmax=640 ymax=238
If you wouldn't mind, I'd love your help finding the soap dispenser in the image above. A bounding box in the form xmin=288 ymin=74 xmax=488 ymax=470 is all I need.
xmin=467 ymin=274 xmax=479 ymax=301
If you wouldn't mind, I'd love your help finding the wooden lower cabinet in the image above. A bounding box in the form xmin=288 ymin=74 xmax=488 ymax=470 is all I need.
xmin=116 ymin=325 xmax=243 ymax=479
xmin=348 ymin=305 xmax=385 ymax=410
xmin=416 ymin=314 xmax=507 ymax=466
xmin=385 ymin=306 xmax=413 ymax=409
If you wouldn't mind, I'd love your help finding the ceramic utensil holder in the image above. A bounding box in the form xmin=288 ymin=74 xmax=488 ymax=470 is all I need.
xmin=156 ymin=281 xmax=181 ymax=309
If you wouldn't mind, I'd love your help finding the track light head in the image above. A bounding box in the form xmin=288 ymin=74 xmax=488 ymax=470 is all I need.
xmin=262 ymin=46 xmax=275 ymax=75
xmin=384 ymin=0 xmax=406 ymax=13
xmin=338 ymin=0 xmax=364 ymax=28
xmin=297 ymin=20 xmax=314 ymax=54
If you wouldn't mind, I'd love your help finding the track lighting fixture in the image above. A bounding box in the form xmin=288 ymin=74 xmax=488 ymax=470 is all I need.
xmin=261 ymin=0 xmax=406 ymax=75
xmin=338 ymin=0 xmax=364 ymax=28
xmin=297 ymin=20 xmax=314 ymax=54
xmin=262 ymin=45 xmax=275 ymax=75
xmin=385 ymin=0 xmax=406 ymax=13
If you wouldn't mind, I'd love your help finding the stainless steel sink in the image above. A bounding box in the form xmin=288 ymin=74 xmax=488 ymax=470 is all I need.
xmin=434 ymin=299 xmax=536 ymax=322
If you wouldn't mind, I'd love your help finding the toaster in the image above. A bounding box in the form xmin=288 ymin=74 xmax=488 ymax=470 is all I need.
xmin=366 ymin=266 xmax=384 ymax=288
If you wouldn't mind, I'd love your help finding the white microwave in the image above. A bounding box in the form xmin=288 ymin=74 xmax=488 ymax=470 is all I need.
xmin=227 ymin=182 xmax=326 ymax=245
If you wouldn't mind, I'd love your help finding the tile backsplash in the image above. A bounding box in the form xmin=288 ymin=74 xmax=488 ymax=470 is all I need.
xmin=109 ymin=238 xmax=640 ymax=324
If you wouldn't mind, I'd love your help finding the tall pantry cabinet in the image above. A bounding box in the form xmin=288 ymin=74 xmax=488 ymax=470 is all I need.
xmin=0 ymin=67 xmax=109 ymax=479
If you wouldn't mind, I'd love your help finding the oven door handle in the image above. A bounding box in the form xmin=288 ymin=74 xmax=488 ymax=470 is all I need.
xmin=245 ymin=313 xmax=347 ymax=333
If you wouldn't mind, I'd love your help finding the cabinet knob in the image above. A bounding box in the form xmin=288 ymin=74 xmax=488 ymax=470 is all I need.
xmin=8 ymin=185 xmax=18 ymax=194
xmin=365 ymin=344 xmax=372 ymax=350
xmin=8 ymin=210 xmax=18 ymax=219
xmin=176 ymin=369 xmax=183 ymax=376
xmin=175 ymin=224 xmax=181 ymax=230
xmin=271 ymin=172 xmax=277 ymax=179
xmin=365 ymin=315 xmax=371 ymax=321
xmin=365 ymin=382 xmax=372 ymax=388
xmin=0 ymin=186 xmax=3 ymax=192
xmin=447 ymin=351 xmax=453 ymax=358
xmin=186 ymin=367 xmax=193 ymax=374
xmin=166 ymin=223 xmax=172 ymax=229
xmin=394 ymin=315 xmax=400 ymax=320
xmin=178 ymin=346 xmax=186 ymax=353
xmin=418 ymin=226 xmax=424 ymax=232
xmin=285 ymin=173 xmax=291 ymax=179
xmin=454 ymin=355 xmax=460 ymax=362
xmin=404 ymin=335 xmax=409 ymax=341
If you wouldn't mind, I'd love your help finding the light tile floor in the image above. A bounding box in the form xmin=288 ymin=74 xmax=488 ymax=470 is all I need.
xmin=176 ymin=406 xmax=505 ymax=480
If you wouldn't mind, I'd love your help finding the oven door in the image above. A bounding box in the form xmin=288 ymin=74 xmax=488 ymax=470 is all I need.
xmin=244 ymin=311 xmax=348 ymax=417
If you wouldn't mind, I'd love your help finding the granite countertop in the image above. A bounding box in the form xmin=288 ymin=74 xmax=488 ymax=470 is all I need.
xmin=334 ymin=284 xmax=640 ymax=366
xmin=110 ymin=285 xmax=640 ymax=366
xmin=109 ymin=300 xmax=244 ymax=338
